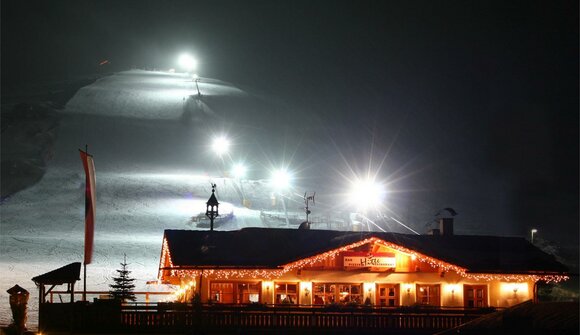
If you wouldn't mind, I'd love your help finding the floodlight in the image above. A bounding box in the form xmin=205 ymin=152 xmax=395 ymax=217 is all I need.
xmin=178 ymin=54 xmax=197 ymax=72
xmin=271 ymin=169 xmax=291 ymax=190
xmin=211 ymin=136 xmax=230 ymax=156
xmin=231 ymin=163 xmax=247 ymax=179
xmin=348 ymin=178 xmax=386 ymax=210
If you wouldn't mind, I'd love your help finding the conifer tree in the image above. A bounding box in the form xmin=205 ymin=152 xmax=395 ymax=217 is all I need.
xmin=109 ymin=254 xmax=136 ymax=302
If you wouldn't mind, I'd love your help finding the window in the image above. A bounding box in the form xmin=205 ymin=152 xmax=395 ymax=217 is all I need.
xmin=275 ymin=283 xmax=298 ymax=304
xmin=313 ymin=283 xmax=335 ymax=305
xmin=463 ymin=285 xmax=487 ymax=308
xmin=210 ymin=282 xmax=260 ymax=304
xmin=416 ymin=284 xmax=440 ymax=306
xmin=313 ymin=283 xmax=363 ymax=305
xmin=338 ymin=284 xmax=362 ymax=304
xmin=210 ymin=282 xmax=234 ymax=303
xmin=377 ymin=284 xmax=399 ymax=307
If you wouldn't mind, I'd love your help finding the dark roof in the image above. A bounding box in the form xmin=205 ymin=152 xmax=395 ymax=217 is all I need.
xmin=436 ymin=301 xmax=579 ymax=335
xmin=31 ymin=262 xmax=82 ymax=285
xmin=162 ymin=228 xmax=568 ymax=274
xmin=7 ymin=285 xmax=29 ymax=295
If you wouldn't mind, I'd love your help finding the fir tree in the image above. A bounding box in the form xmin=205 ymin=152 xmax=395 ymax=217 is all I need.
xmin=109 ymin=254 xmax=136 ymax=302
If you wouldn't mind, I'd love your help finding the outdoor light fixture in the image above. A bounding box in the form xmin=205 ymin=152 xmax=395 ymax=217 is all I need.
xmin=211 ymin=136 xmax=230 ymax=156
xmin=178 ymin=53 xmax=197 ymax=72
xmin=531 ymin=229 xmax=538 ymax=244
xmin=271 ymin=168 xmax=291 ymax=190
xmin=205 ymin=183 xmax=219 ymax=231
xmin=231 ymin=163 xmax=247 ymax=179
xmin=347 ymin=178 xmax=386 ymax=210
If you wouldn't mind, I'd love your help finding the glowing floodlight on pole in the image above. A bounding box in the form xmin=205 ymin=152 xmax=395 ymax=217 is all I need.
xmin=178 ymin=53 xmax=197 ymax=72
xmin=271 ymin=168 xmax=292 ymax=227
xmin=271 ymin=168 xmax=291 ymax=190
xmin=231 ymin=163 xmax=247 ymax=179
xmin=348 ymin=178 xmax=386 ymax=211
xmin=211 ymin=136 xmax=230 ymax=156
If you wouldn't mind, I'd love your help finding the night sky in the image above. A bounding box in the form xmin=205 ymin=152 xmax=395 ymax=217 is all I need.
xmin=2 ymin=1 xmax=578 ymax=244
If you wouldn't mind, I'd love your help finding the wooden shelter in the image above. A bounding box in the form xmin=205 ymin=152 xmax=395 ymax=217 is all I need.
xmin=32 ymin=262 xmax=82 ymax=303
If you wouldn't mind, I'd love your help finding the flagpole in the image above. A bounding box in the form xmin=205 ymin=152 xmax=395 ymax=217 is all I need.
xmin=83 ymin=144 xmax=88 ymax=302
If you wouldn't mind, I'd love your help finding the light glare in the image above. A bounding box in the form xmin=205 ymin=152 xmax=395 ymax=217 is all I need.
xmin=211 ymin=136 xmax=230 ymax=156
xmin=348 ymin=178 xmax=386 ymax=210
xmin=271 ymin=169 xmax=291 ymax=190
xmin=178 ymin=54 xmax=197 ymax=71
xmin=231 ymin=163 xmax=247 ymax=179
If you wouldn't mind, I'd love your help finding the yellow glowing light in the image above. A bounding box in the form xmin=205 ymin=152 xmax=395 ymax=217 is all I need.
xmin=363 ymin=283 xmax=375 ymax=293
xmin=445 ymin=284 xmax=459 ymax=294
xmin=501 ymin=282 xmax=529 ymax=297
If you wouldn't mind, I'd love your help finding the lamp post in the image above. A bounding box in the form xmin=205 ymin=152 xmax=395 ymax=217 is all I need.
xmin=271 ymin=169 xmax=291 ymax=227
xmin=193 ymin=74 xmax=201 ymax=97
xmin=531 ymin=229 xmax=538 ymax=244
xmin=231 ymin=163 xmax=247 ymax=206
xmin=348 ymin=178 xmax=386 ymax=231
xmin=206 ymin=183 xmax=219 ymax=231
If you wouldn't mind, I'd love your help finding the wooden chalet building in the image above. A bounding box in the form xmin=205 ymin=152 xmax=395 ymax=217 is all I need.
xmin=158 ymin=219 xmax=568 ymax=309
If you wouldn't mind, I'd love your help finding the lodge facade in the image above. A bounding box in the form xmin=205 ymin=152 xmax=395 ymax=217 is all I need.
xmin=157 ymin=220 xmax=568 ymax=310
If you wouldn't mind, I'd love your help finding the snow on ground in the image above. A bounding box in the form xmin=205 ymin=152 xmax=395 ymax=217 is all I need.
xmin=0 ymin=70 xmax=292 ymax=327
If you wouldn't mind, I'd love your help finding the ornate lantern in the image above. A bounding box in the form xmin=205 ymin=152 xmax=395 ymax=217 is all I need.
xmin=205 ymin=183 xmax=219 ymax=231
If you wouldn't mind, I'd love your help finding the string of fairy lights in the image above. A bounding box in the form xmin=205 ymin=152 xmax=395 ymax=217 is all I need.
xmin=158 ymin=236 xmax=569 ymax=286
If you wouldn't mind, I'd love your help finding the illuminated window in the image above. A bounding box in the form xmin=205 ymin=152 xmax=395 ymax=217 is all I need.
xmin=312 ymin=283 xmax=362 ymax=304
xmin=313 ymin=283 xmax=336 ymax=305
xmin=416 ymin=284 xmax=440 ymax=306
xmin=338 ymin=284 xmax=362 ymax=304
xmin=275 ymin=283 xmax=298 ymax=304
xmin=210 ymin=282 xmax=260 ymax=304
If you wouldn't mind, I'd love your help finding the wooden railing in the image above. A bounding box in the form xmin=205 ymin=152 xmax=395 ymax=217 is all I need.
xmin=39 ymin=302 xmax=494 ymax=334
xmin=48 ymin=290 xmax=172 ymax=303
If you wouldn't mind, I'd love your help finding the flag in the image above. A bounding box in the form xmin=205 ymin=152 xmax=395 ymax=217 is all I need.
xmin=79 ymin=149 xmax=96 ymax=265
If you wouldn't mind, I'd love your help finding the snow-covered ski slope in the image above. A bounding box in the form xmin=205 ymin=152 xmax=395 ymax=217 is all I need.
xmin=0 ymin=70 xmax=299 ymax=326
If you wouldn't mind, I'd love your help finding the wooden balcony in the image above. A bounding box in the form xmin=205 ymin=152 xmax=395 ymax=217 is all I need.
xmin=39 ymin=302 xmax=496 ymax=334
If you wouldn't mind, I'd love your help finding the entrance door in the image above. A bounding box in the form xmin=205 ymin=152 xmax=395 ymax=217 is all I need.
xmin=377 ymin=284 xmax=399 ymax=307
xmin=416 ymin=284 xmax=440 ymax=306
xmin=463 ymin=285 xmax=487 ymax=308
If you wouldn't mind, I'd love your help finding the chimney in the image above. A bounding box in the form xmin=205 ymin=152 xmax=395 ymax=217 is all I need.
xmin=427 ymin=228 xmax=440 ymax=236
xmin=439 ymin=218 xmax=454 ymax=236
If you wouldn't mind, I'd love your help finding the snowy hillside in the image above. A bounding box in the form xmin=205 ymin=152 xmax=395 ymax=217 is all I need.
xmin=0 ymin=70 xmax=313 ymax=326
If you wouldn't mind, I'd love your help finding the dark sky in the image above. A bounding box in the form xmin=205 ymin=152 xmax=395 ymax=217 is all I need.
xmin=2 ymin=0 xmax=578 ymax=244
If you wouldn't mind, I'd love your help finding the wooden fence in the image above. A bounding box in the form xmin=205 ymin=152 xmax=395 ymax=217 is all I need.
xmin=39 ymin=303 xmax=492 ymax=334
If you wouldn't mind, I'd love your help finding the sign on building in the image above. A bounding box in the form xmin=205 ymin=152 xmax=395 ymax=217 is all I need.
xmin=343 ymin=252 xmax=396 ymax=268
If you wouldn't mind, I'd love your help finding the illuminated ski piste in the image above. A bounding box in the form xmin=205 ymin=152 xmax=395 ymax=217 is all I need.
xmin=0 ymin=70 xmax=278 ymax=326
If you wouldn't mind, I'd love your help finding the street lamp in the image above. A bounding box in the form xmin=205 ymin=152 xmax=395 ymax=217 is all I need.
xmin=205 ymin=183 xmax=219 ymax=231
xmin=531 ymin=229 xmax=538 ymax=244
xmin=231 ymin=163 xmax=247 ymax=206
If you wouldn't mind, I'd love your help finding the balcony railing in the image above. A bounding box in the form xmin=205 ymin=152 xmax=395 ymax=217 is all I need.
xmin=39 ymin=301 xmax=495 ymax=334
